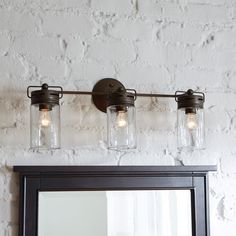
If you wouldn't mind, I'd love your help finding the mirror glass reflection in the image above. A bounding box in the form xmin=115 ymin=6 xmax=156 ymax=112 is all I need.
xmin=38 ymin=190 xmax=192 ymax=236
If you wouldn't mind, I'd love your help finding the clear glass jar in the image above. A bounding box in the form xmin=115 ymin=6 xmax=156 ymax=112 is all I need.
xmin=107 ymin=105 xmax=136 ymax=151
xmin=30 ymin=104 xmax=60 ymax=149
xmin=177 ymin=107 xmax=205 ymax=150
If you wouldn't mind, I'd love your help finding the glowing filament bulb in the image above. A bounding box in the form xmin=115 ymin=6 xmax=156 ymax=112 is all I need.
xmin=186 ymin=113 xmax=197 ymax=130
xmin=116 ymin=111 xmax=127 ymax=128
xmin=39 ymin=110 xmax=51 ymax=127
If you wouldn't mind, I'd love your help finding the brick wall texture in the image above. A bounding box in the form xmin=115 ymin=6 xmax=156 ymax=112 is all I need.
xmin=0 ymin=0 xmax=236 ymax=235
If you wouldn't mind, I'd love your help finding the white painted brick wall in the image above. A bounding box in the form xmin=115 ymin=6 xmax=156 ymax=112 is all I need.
xmin=0 ymin=0 xmax=235 ymax=235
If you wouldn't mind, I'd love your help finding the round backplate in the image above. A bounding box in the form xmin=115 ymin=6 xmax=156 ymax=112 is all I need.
xmin=92 ymin=78 xmax=125 ymax=113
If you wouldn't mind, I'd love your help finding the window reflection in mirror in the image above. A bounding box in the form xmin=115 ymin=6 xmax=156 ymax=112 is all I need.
xmin=38 ymin=190 xmax=192 ymax=236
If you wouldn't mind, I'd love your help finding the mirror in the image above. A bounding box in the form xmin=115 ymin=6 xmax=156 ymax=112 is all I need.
xmin=38 ymin=190 xmax=192 ymax=236
xmin=14 ymin=165 xmax=217 ymax=236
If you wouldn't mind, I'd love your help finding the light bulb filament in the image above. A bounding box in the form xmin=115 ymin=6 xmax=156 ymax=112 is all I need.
xmin=116 ymin=111 xmax=127 ymax=128
xmin=186 ymin=113 xmax=197 ymax=130
xmin=40 ymin=110 xmax=51 ymax=127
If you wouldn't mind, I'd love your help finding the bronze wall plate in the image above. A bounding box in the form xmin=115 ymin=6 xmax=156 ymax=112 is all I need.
xmin=92 ymin=78 xmax=125 ymax=113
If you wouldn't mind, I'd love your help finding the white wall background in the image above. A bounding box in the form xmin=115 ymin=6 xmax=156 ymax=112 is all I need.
xmin=0 ymin=0 xmax=236 ymax=235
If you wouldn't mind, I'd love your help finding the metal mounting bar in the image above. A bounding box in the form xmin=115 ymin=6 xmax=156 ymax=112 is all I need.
xmin=136 ymin=92 xmax=176 ymax=98
xmin=59 ymin=78 xmax=178 ymax=112
xmin=59 ymin=78 xmax=177 ymax=99
xmin=60 ymin=90 xmax=177 ymax=113
xmin=60 ymin=90 xmax=177 ymax=98
xmin=61 ymin=91 xmax=102 ymax=95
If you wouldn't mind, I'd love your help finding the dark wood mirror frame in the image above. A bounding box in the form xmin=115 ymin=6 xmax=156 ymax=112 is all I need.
xmin=14 ymin=165 xmax=217 ymax=236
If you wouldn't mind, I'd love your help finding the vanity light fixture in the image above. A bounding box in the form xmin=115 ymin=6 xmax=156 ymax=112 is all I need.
xmin=106 ymin=88 xmax=137 ymax=150
xmin=27 ymin=78 xmax=205 ymax=151
xmin=27 ymin=83 xmax=63 ymax=149
xmin=176 ymin=89 xmax=205 ymax=149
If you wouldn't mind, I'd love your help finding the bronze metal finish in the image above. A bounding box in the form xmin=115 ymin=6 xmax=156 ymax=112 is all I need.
xmin=176 ymin=89 xmax=205 ymax=110
xmin=27 ymin=79 xmax=205 ymax=113
xmin=27 ymin=83 xmax=63 ymax=108
xmin=91 ymin=78 xmax=126 ymax=112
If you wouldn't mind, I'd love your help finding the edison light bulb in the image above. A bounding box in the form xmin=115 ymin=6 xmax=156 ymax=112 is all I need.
xmin=186 ymin=113 xmax=197 ymax=130
xmin=39 ymin=110 xmax=51 ymax=127
xmin=116 ymin=111 xmax=127 ymax=128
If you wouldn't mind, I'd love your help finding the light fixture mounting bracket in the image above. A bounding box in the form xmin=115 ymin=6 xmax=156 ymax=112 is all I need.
xmin=92 ymin=78 xmax=125 ymax=113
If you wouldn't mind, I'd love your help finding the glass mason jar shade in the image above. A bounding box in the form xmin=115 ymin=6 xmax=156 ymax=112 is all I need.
xmin=30 ymin=104 xmax=60 ymax=149
xmin=176 ymin=90 xmax=205 ymax=150
xmin=106 ymin=90 xmax=137 ymax=151
xmin=177 ymin=107 xmax=205 ymax=149
xmin=29 ymin=84 xmax=61 ymax=149
xmin=107 ymin=105 xmax=136 ymax=150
